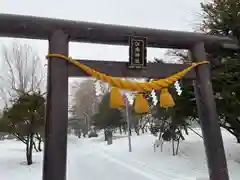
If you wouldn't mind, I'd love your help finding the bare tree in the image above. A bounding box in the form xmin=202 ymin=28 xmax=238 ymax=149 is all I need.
xmin=70 ymin=79 xmax=101 ymax=136
xmin=0 ymin=41 xmax=45 ymax=106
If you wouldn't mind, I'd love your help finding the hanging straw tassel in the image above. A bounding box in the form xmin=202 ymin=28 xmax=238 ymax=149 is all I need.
xmin=134 ymin=93 xmax=149 ymax=114
xmin=160 ymin=88 xmax=175 ymax=108
xmin=110 ymin=87 xmax=125 ymax=109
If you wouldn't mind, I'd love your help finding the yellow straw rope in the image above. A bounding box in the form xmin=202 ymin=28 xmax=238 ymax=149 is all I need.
xmin=46 ymin=54 xmax=209 ymax=92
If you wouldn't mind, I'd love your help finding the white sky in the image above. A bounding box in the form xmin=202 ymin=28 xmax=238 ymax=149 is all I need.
xmin=0 ymin=0 xmax=207 ymax=109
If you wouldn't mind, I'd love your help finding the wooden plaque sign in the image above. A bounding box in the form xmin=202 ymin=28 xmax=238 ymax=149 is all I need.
xmin=128 ymin=36 xmax=147 ymax=68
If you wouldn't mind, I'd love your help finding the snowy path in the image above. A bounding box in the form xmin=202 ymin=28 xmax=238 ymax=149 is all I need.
xmin=69 ymin=149 xmax=161 ymax=180
xmin=67 ymin=141 xmax=160 ymax=180
xmin=67 ymin=139 xmax=191 ymax=180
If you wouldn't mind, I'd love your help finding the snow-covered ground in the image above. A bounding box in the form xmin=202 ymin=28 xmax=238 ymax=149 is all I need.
xmin=1 ymin=128 xmax=240 ymax=180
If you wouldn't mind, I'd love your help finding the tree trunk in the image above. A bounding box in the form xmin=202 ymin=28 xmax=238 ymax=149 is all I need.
xmin=175 ymin=137 xmax=180 ymax=155
xmin=33 ymin=141 xmax=39 ymax=152
xmin=34 ymin=133 xmax=42 ymax=152
xmin=83 ymin=131 xmax=86 ymax=138
xmin=37 ymin=137 xmax=42 ymax=151
xmin=26 ymin=133 xmax=34 ymax=165
xmin=104 ymin=129 xmax=108 ymax=141
xmin=158 ymin=132 xmax=162 ymax=140
xmin=135 ymin=127 xmax=139 ymax=135
xmin=78 ymin=131 xmax=81 ymax=138
xmin=172 ymin=139 xmax=175 ymax=156
xmin=123 ymin=124 xmax=127 ymax=134
xmin=107 ymin=130 xmax=113 ymax=145
xmin=119 ymin=126 xmax=122 ymax=135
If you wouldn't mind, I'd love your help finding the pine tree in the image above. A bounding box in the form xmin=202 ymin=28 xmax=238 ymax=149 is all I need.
xmin=92 ymin=92 xmax=123 ymax=130
xmin=173 ymin=0 xmax=240 ymax=142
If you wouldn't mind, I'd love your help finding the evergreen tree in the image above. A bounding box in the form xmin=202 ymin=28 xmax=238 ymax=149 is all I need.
xmin=143 ymin=59 xmax=190 ymax=148
xmin=172 ymin=0 xmax=240 ymax=142
xmin=92 ymin=92 xmax=123 ymax=130
xmin=0 ymin=91 xmax=45 ymax=164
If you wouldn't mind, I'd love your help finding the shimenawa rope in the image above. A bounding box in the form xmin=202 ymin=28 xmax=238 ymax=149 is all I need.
xmin=46 ymin=54 xmax=209 ymax=114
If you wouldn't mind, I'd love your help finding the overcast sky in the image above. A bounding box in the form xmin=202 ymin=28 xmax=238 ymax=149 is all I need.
xmin=0 ymin=0 xmax=207 ymax=109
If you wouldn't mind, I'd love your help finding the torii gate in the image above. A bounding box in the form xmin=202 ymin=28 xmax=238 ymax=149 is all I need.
xmin=0 ymin=13 xmax=238 ymax=180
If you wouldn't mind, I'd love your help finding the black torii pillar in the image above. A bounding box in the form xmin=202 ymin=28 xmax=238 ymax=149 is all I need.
xmin=43 ymin=30 xmax=69 ymax=180
xmin=191 ymin=42 xmax=229 ymax=180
